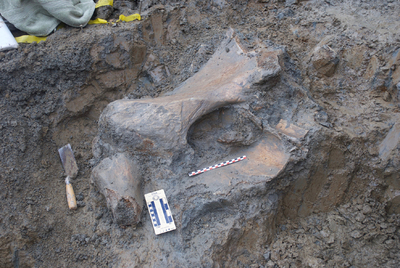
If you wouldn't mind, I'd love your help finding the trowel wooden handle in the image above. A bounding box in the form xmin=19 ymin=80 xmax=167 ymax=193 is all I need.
xmin=66 ymin=183 xmax=77 ymax=210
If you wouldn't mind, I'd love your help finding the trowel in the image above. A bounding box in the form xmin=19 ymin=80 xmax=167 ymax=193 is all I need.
xmin=58 ymin=144 xmax=78 ymax=210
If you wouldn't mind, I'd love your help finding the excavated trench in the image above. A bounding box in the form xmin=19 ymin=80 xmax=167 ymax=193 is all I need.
xmin=1 ymin=1 xmax=400 ymax=267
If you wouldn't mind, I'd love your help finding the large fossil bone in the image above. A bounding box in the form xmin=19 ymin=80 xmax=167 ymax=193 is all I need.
xmin=92 ymin=30 xmax=284 ymax=226
xmin=96 ymin=30 xmax=282 ymax=158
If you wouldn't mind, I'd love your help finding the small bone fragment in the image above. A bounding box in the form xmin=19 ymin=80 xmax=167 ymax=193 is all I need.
xmin=275 ymin=119 xmax=308 ymax=139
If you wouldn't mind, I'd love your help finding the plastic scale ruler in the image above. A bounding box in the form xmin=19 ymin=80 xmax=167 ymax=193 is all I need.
xmin=188 ymin=155 xmax=247 ymax=177
xmin=145 ymin=189 xmax=176 ymax=235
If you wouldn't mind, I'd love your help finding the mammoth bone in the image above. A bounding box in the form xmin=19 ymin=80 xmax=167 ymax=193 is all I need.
xmin=91 ymin=29 xmax=284 ymax=227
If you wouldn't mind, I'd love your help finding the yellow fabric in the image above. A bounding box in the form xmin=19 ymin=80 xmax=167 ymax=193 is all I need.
xmin=95 ymin=0 xmax=113 ymax=8
xmin=15 ymin=35 xmax=47 ymax=43
xmin=88 ymin=18 xmax=109 ymax=24
xmin=117 ymin=14 xmax=141 ymax=22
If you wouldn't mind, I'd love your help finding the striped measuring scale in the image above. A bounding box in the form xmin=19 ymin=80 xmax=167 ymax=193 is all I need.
xmin=188 ymin=155 xmax=247 ymax=177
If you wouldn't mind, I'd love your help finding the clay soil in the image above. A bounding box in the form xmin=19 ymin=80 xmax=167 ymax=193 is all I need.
xmin=1 ymin=0 xmax=400 ymax=267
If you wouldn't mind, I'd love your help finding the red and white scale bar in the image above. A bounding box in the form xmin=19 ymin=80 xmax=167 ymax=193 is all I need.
xmin=188 ymin=156 xmax=247 ymax=177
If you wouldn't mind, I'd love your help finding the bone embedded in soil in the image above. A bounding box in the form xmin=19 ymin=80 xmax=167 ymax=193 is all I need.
xmin=1 ymin=0 xmax=400 ymax=267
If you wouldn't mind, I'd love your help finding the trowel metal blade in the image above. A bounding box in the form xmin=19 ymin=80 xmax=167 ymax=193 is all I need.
xmin=58 ymin=144 xmax=78 ymax=179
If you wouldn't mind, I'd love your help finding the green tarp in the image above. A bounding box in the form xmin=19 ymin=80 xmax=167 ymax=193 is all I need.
xmin=0 ymin=0 xmax=95 ymax=36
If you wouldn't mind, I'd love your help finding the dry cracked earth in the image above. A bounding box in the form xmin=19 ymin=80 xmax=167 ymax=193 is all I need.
xmin=1 ymin=0 xmax=400 ymax=267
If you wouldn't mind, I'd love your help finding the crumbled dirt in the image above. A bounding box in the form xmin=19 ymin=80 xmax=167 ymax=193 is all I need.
xmin=1 ymin=0 xmax=400 ymax=267
xmin=269 ymin=195 xmax=400 ymax=268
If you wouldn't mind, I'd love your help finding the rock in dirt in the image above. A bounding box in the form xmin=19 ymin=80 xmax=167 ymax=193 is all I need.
xmin=114 ymin=0 xmax=137 ymax=10
xmin=379 ymin=121 xmax=400 ymax=161
xmin=364 ymin=55 xmax=379 ymax=80
xmin=395 ymin=82 xmax=400 ymax=101
xmin=91 ymin=153 xmax=143 ymax=227
xmin=304 ymin=256 xmax=324 ymax=268
xmin=311 ymin=43 xmax=339 ymax=77
xmin=285 ymin=0 xmax=298 ymax=6
xmin=275 ymin=119 xmax=308 ymax=139
xmin=94 ymin=5 xmax=114 ymax=20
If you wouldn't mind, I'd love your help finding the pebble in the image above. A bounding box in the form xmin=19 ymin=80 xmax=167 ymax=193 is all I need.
xmin=355 ymin=213 xmax=365 ymax=222
xmin=285 ymin=0 xmax=298 ymax=6
xmin=266 ymin=260 xmax=275 ymax=268
xmin=386 ymin=227 xmax=396 ymax=234
xmin=263 ymin=251 xmax=271 ymax=260
xmin=385 ymin=239 xmax=396 ymax=249
xmin=320 ymin=230 xmax=329 ymax=238
xmin=362 ymin=205 xmax=372 ymax=214
xmin=380 ymin=223 xmax=388 ymax=229
xmin=350 ymin=230 xmax=362 ymax=239
xmin=327 ymin=235 xmax=335 ymax=244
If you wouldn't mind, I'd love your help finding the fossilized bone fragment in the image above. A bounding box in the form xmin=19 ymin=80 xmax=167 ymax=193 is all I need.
xmin=96 ymin=29 xmax=283 ymax=157
xmin=92 ymin=30 xmax=284 ymax=225
xmin=91 ymin=153 xmax=143 ymax=227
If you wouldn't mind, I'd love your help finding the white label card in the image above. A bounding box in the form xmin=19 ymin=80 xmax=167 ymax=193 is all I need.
xmin=144 ymin=189 xmax=176 ymax=235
